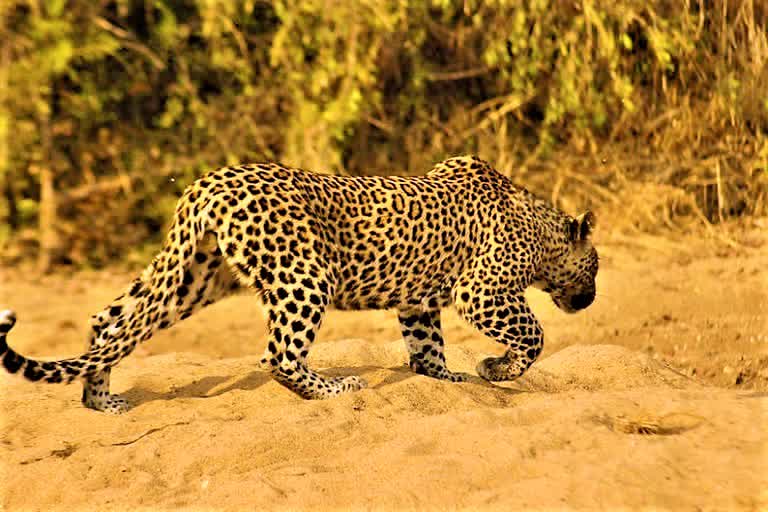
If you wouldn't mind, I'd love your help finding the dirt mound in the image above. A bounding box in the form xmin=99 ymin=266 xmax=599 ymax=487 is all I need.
xmin=521 ymin=343 xmax=697 ymax=392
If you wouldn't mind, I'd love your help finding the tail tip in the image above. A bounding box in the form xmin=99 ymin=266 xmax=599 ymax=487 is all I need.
xmin=0 ymin=309 xmax=17 ymax=333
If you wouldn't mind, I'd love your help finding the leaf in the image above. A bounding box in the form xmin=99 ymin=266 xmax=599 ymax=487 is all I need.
xmin=621 ymin=33 xmax=633 ymax=51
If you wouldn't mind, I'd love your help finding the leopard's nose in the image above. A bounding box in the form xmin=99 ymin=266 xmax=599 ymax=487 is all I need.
xmin=570 ymin=292 xmax=595 ymax=310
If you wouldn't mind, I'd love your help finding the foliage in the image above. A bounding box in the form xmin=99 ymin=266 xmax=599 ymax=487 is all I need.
xmin=0 ymin=0 xmax=765 ymax=265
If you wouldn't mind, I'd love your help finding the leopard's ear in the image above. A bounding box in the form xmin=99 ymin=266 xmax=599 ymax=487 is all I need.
xmin=568 ymin=211 xmax=596 ymax=242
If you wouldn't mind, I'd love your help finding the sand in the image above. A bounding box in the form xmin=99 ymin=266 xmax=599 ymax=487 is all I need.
xmin=1 ymin=234 xmax=767 ymax=510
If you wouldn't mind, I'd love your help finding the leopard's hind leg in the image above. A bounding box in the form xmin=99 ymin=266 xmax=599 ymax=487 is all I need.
xmin=261 ymin=288 xmax=366 ymax=399
xmin=220 ymin=227 xmax=366 ymax=399
xmin=82 ymin=234 xmax=240 ymax=413
xmin=81 ymin=368 xmax=130 ymax=413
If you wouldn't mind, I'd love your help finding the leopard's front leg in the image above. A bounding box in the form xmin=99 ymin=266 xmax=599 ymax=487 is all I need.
xmin=454 ymin=290 xmax=543 ymax=382
xmin=397 ymin=308 xmax=470 ymax=382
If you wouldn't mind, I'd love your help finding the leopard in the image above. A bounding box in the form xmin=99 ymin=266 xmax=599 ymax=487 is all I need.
xmin=0 ymin=156 xmax=598 ymax=413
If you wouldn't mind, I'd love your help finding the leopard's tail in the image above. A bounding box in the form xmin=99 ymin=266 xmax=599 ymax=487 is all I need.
xmin=0 ymin=181 xmax=219 ymax=384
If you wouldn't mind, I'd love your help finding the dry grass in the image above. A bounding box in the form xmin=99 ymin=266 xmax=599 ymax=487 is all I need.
xmin=594 ymin=412 xmax=707 ymax=436
xmin=2 ymin=1 xmax=766 ymax=267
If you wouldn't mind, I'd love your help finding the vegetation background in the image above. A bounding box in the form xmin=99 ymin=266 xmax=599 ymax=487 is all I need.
xmin=0 ymin=0 xmax=766 ymax=269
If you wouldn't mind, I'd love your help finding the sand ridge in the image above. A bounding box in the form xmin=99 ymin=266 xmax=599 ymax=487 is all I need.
xmin=1 ymin=240 xmax=767 ymax=510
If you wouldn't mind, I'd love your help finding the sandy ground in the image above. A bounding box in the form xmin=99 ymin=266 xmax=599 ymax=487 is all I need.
xmin=1 ymin=230 xmax=767 ymax=511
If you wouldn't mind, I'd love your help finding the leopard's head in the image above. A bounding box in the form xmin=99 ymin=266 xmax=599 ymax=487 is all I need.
xmin=533 ymin=211 xmax=599 ymax=314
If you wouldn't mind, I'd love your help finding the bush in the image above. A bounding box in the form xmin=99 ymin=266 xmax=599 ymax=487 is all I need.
xmin=1 ymin=0 xmax=765 ymax=266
